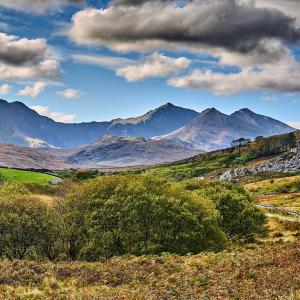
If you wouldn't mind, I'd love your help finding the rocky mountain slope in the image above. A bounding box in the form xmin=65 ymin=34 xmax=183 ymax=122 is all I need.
xmin=160 ymin=108 xmax=294 ymax=151
xmin=0 ymin=100 xmax=197 ymax=148
xmin=66 ymin=136 xmax=201 ymax=167
xmin=220 ymin=149 xmax=300 ymax=180
xmin=0 ymin=144 xmax=74 ymax=170
xmin=107 ymin=103 xmax=198 ymax=138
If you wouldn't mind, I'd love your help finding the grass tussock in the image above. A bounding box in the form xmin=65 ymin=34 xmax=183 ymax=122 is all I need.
xmin=0 ymin=242 xmax=299 ymax=299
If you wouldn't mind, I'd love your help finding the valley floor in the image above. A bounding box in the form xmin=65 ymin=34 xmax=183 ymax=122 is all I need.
xmin=0 ymin=241 xmax=299 ymax=300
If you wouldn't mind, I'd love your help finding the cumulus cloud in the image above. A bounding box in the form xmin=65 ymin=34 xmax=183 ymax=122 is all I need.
xmin=0 ymin=0 xmax=85 ymax=15
xmin=0 ymin=83 xmax=10 ymax=96
xmin=255 ymin=0 xmax=300 ymax=25
xmin=58 ymin=88 xmax=84 ymax=99
xmin=116 ymin=53 xmax=190 ymax=81
xmin=168 ymin=59 xmax=300 ymax=95
xmin=31 ymin=105 xmax=76 ymax=123
xmin=69 ymin=0 xmax=300 ymax=57
xmin=0 ymin=33 xmax=60 ymax=81
xmin=110 ymin=0 xmax=173 ymax=6
xmin=216 ymin=39 xmax=293 ymax=67
xmin=18 ymin=82 xmax=46 ymax=98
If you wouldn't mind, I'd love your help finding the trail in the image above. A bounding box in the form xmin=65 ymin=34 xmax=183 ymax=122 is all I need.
xmin=256 ymin=204 xmax=300 ymax=223
xmin=265 ymin=213 xmax=300 ymax=223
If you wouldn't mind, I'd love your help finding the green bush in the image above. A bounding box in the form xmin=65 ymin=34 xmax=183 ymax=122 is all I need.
xmin=184 ymin=180 xmax=267 ymax=240
xmin=0 ymin=183 xmax=65 ymax=260
xmin=0 ymin=173 xmax=6 ymax=185
xmin=63 ymin=175 xmax=227 ymax=260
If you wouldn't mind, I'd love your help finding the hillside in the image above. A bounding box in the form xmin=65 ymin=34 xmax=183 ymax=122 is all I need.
xmin=146 ymin=131 xmax=300 ymax=180
xmin=160 ymin=108 xmax=294 ymax=151
xmin=0 ymin=144 xmax=74 ymax=170
xmin=67 ymin=135 xmax=201 ymax=167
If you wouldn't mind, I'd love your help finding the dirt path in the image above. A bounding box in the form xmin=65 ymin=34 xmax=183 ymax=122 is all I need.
xmin=256 ymin=204 xmax=300 ymax=222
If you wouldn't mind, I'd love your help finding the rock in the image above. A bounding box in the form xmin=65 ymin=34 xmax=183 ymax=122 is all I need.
xmin=219 ymin=148 xmax=300 ymax=180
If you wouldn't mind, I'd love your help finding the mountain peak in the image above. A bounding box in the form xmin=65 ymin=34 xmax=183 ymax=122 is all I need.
xmin=200 ymin=107 xmax=223 ymax=116
xmin=160 ymin=102 xmax=175 ymax=108
xmin=238 ymin=108 xmax=255 ymax=114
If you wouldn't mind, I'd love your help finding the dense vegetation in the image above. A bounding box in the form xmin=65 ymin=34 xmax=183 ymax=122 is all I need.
xmin=0 ymin=175 xmax=266 ymax=261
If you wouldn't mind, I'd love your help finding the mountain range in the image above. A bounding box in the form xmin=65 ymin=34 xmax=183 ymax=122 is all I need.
xmin=0 ymin=100 xmax=197 ymax=148
xmin=0 ymin=99 xmax=295 ymax=169
xmin=159 ymin=107 xmax=294 ymax=151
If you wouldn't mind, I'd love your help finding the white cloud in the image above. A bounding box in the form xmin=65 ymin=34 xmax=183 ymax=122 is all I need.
xmin=216 ymin=39 xmax=292 ymax=67
xmin=58 ymin=88 xmax=84 ymax=99
xmin=73 ymin=54 xmax=134 ymax=69
xmin=284 ymin=120 xmax=300 ymax=130
xmin=18 ymin=82 xmax=46 ymax=98
xmin=168 ymin=58 xmax=300 ymax=95
xmin=0 ymin=0 xmax=85 ymax=15
xmin=116 ymin=53 xmax=190 ymax=82
xmin=31 ymin=105 xmax=76 ymax=123
xmin=261 ymin=95 xmax=277 ymax=102
xmin=0 ymin=83 xmax=10 ymax=96
xmin=0 ymin=32 xmax=60 ymax=82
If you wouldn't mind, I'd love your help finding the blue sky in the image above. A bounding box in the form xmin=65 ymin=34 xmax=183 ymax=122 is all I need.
xmin=0 ymin=0 xmax=300 ymax=128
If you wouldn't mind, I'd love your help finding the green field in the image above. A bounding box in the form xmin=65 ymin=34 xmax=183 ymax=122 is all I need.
xmin=0 ymin=168 xmax=60 ymax=184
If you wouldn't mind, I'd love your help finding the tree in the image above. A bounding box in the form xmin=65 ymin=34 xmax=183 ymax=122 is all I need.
xmin=231 ymin=138 xmax=251 ymax=155
xmin=0 ymin=183 xmax=65 ymax=260
xmin=63 ymin=175 xmax=227 ymax=260
xmin=183 ymin=180 xmax=267 ymax=240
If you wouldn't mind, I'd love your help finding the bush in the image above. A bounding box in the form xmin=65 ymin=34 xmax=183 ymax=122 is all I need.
xmin=184 ymin=180 xmax=267 ymax=240
xmin=0 ymin=183 xmax=65 ymax=260
xmin=63 ymin=175 xmax=227 ymax=260
xmin=0 ymin=173 xmax=6 ymax=185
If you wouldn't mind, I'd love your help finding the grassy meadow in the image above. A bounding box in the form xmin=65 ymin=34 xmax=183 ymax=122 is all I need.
xmin=0 ymin=168 xmax=60 ymax=185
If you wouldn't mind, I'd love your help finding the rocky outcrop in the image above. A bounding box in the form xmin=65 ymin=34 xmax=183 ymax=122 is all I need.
xmin=220 ymin=149 xmax=300 ymax=180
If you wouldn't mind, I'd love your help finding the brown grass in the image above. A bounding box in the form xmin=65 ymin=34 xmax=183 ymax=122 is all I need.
xmin=0 ymin=242 xmax=299 ymax=299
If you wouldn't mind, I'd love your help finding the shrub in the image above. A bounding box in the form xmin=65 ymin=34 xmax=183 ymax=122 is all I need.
xmin=183 ymin=180 xmax=267 ymax=240
xmin=0 ymin=183 xmax=65 ymax=260
xmin=0 ymin=173 xmax=6 ymax=185
xmin=63 ymin=175 xmax=227 ymax=260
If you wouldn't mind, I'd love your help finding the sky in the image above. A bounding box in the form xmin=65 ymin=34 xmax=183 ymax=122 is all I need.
xmin=0 ymin=0 xmax=300 ymax=128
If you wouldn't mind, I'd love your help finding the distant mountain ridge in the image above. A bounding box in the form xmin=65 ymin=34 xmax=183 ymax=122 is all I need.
xmin=160 ymin=107 xmax=294 ymax=151
xmin=0 ymin=100 xmax=296 ymax=169
xmin=0 ymin=100 xmax=198 ymax=148
xmin=66 ymin=135 xmax=201 ymax=168
xmin=0 ymin=99 xmax=295 ymax=154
